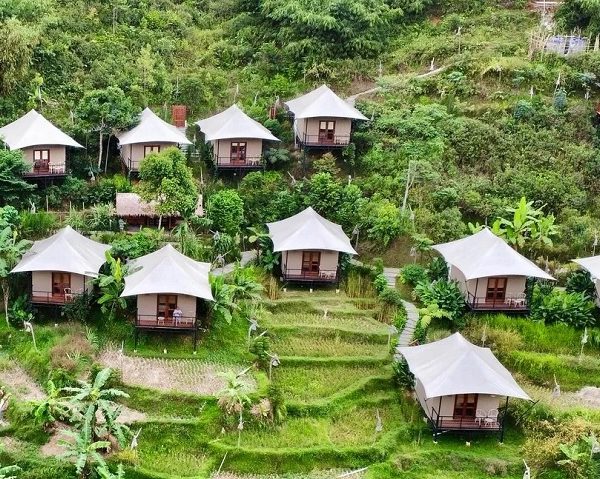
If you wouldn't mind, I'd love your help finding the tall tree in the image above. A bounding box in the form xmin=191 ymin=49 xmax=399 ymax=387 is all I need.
xmin=0 ymin=150 xmax=36 ymax=207
xmin=0 ymin=227 xmax=32 ymax=326
xmin=76 ymin=87 xmax=137 ymax=170
xmin=0 ymin=17 xmax=39 ymax=94
xmin=138 ymin=147 xmax=198 ymax=229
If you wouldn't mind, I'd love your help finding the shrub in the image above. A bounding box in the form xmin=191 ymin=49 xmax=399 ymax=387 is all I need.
xmin=373 ymin=273 xmax=388 ymax=293
xmin=531 ymin=286 xmax=596 ymax=328
xmin=377 ymin=287 xmax=405 ymax=323
xmin=400 ymin=264 xmax=427 ymax=287
xmin=426 ymin=257 xmax=448 ymax=282
xmin=249 ymin=335 xmax=270 ymax=369
xmin=413 ymin=279 xmax=465 ymax=322
xmin=49 ymin=331 xmax=95 ymax=373
xmin=20 ymin=211 xmax=58 ymax=239
xmin=207 ymin=189 xmax=244 ymax=235
xmin=566 ymin=270 xmax=596 ymax=299
xmin=393 ymin=358 xmax=414 ymax=389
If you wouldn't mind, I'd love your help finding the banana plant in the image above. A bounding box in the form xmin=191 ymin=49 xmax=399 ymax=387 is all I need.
xmin=96 ymin=251 xmax=128 ymax=321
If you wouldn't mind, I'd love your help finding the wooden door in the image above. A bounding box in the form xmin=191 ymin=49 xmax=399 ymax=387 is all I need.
xmin=33 ymin=149 xmax=50 ymax=173
xmin=230 ymin=142 xmax=247 ymax=164
xmin=301 ymin=251 xmax=321 ymax=276
xmin=157 ymin=294 xmax=177 ymax=321
xmin=52 ymin=272 xmax=71 ymax=297
xmin=318 ymin=120 xmax=335 ymax=143
xmin=486 ymin=277 xmax=507 ymax=302
xmin=453 ymin=394 xmax=478 ymax=419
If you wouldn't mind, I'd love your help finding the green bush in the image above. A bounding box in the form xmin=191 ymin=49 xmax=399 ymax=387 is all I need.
xmin=20 ymin=211 xmax=58 ymax=239
xmin=373 ymin=273 xmax=388 ymax=293
xmin=426 ymin=257 xmax=448 ymax=282
xmin=207 ymin=189 xmax=244 ymax=235
xmin=400 ymin=264 xmax=427 ymax=287
xmin=392 ymin=358 xmax=414 ymax=389
xmin=566 ymin=270 xmax=596 ymax=299
xmin=531 ymin=286 xmax=596 ymax=328
xmin=413 ymin=279 xmax=465 ymax=321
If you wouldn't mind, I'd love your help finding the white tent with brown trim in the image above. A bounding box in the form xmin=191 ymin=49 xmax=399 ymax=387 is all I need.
xmin=196 ymin=105 xmax=279 ymax=142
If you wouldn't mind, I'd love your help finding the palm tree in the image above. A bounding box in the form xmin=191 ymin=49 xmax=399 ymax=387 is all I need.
xmin=0 ymin=226 xmax=31 ymax=326
xmin=96 ymin=251 xmax=127 ymax=321
xmin=62 ymin=368 xmax=130 ymax=447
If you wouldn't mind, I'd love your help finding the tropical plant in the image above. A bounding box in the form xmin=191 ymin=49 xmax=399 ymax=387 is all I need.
xmin=96 ymin=251 xmax=128 ymax=321
xmin=62 ymin=368 xmax=130 ymax=447
xmin=59 ymin=427 xmax=112 ymax=478
xmin=393 ymin=358 xmax=415 ymax=389
xmin=0 ymin=463 xmax=20 ymax=479
xmin=0 ymin=226 xmax=31 ymax=326
xmin=400 ymin=264 xmax=428 ymax=287
xmin=207 ymin=189 xmax=244 ymax=236
xmin=34 ymin=379 xmax=70 ymax=430
xmin=231 ymin=266 xmax=264 ymax=303
xmin=209 ymin=275 xmax=238 ymax=325
xmin=531 ymin=286 xmax=596 ymax=328
xmin=426 ymin=257 xmax=449 ymax=282
xmin=413 ymin=279 xmax=465 ymax=322
xmin=0 ymin=149 xmax=36 ymax=207
xmin=566 ymin=270 xmax=597 ymax=299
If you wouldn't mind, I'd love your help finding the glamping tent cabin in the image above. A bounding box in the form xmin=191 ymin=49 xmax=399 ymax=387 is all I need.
xmin=11 ymin=226 xmax=109 ymax=305
xmin=120 ymin=244 xmax=213 ymax=350
xmin=398 ymin=333 xmax=530 ymax=440
xmin=116 ymin=192 xmax=204 ymax=229
xmin=267 ymin=207 xmax=356 ymax=284
xmin=572 ymin=255 xmax=600 ymax=302
xmin=0 ymin=110 xmax=83 ymax=178
xmin=117 ymin=108 xmax=192 ymax=173
xmin=433 ymin=228 xmax=554 ymax=311
xmin=196 ymin=105 xmax=280 ymax=171
xmin=285 ymin=85 xmax=368 ymax=148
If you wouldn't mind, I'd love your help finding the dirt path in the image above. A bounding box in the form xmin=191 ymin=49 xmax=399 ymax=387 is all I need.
xmin=0 ymin=361 xmax=45 ymax=402
xmin=99 ymin=348 xmax=255 ymax=395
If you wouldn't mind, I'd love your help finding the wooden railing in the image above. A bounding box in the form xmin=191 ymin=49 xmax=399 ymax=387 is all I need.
xmin=135 ymin=314 xmax=198 ymax=330
xmin=467 ymin=293 xmax=528 ymax=311
xmin=214 ymin=156 xmax=263 ymax=168
xmin=282 ymin=268 xmax=339 ymax=282
xmin=431 ymin=407 xmax=503 ymax=431
xmin=301 ymin=134 xmax=351 ymax=147
xmin=23 ymin=162 xmax=67 ymax=176
xmin=31 ymin=290 xmax=81 ymax=304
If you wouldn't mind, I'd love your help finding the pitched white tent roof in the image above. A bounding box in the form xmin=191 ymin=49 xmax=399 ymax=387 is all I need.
xmin=573 ymin=255 xmax=600 ymax=279
xmin=285 ymin=85 xmax=368 ymax=120
xmin=117 ymin=108 xmax=192 ymax=146
xmin=121 ymin=244 xmax=213 ymax=300
xmin=398 ymin=333 xmax=530 ymax=400
xmin=0 ymin=110 xmax=83 ymax=150
xmin=196 ymin=105 xmax=280 ymax=142
xmin=11 ymin=226 xmax=109 ymax=277
xmin=433 ymin=228 xmax=554 ymax=281
xmin=267 ymin=207 xmax=357 ymax=254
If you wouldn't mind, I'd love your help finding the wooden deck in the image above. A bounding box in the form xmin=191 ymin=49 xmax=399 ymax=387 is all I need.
xmin=436 ymin=417 xmax=500 ymax=431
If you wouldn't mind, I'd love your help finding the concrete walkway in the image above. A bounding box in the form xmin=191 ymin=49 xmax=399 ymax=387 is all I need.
xmin=381 ymin=267 xmax=419 ymax=348
xmin=213 ymin=250 xmax=257 ymax=276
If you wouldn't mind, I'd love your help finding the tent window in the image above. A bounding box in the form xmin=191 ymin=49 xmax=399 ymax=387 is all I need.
xmin=486 ymin=277 xmax=507 ymax=301
xmin=157 ymin=294 xmax=177 ymax=319
xmin=301 ymin=251 xmax=321 ymax=274
xmin=52 ymin=272 xmax=71 ymax=297
xmin=33 ymin=149 xmax=50 ymax=172
xmin=318 ymin=120 xmax=335 ymax=143
xmin=453 ymin=394 xmax=478 ymax=419
xmin=144 ymin=145 xmax=161 ymax=157
xmin=230 ymin=142 xmax=247 ymax=162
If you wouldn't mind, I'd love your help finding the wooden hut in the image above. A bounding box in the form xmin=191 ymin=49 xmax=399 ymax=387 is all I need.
xmin=115 ymin=192 xmax=203 ymax=229
xmin=267 ymin=207 xmax=356 ymax=284
xmin=196 ymin=105 xmax=279 ymax=171
xmin=11 ymin=226 xmax=109 ymax=305
xmin=117 ymin=108 xmax=191 ymax=172
xmin=285 ymin=85 xmax=367 ymax=148
xmin=0 ymin=110 xmax=82 ymax=179
xmin=433 ymin=228 xmax=554 ymax=311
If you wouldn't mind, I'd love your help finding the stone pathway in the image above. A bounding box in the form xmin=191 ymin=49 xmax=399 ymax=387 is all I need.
xmin=213 ymin=250 xmax=257 ymax=276
xmin=381 ymin=267 xmax=419 ymax=349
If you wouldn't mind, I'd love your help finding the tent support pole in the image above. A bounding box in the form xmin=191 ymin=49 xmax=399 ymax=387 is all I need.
xmin=474 ymin=277 xmax=479 ymax=309
xmin=499 ymin=396 xmax=509 ymax=443
xmin=437 ymin=397 xmax=442 ymax=429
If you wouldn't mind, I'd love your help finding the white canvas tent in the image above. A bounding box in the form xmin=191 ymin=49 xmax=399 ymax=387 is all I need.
xmin=572 ymin=255 xmax=600 ymax=300
xmin=196 ymin=105 xmax=280 ymax=142
xmin=285 ymin=85 xmax=367 ymax=120
xmin=121 ymin=244 xmax=213 ymax=300
xmin=117 ymin=108 xmax=192 ymax=146
xmin=398 ymin=333 xmax=530 ymax=400
xmin=267 ymin=207 xmax=356 ymax=254
xmin=0 ymin=110 xmax=83 ymax=150
xmin=433 ymin=228 xmax=554 ymax=281
xmin=12 ymin=226 xmax=109 ymax=276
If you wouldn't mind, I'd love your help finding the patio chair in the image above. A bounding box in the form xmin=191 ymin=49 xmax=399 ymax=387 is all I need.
xmin=475 ymin=409 xmax=486 ymax=426
xmin=484 ymin=409 xmax=499 ymax=427
xmin=63 ymin=288 xmax=74 ymax=302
